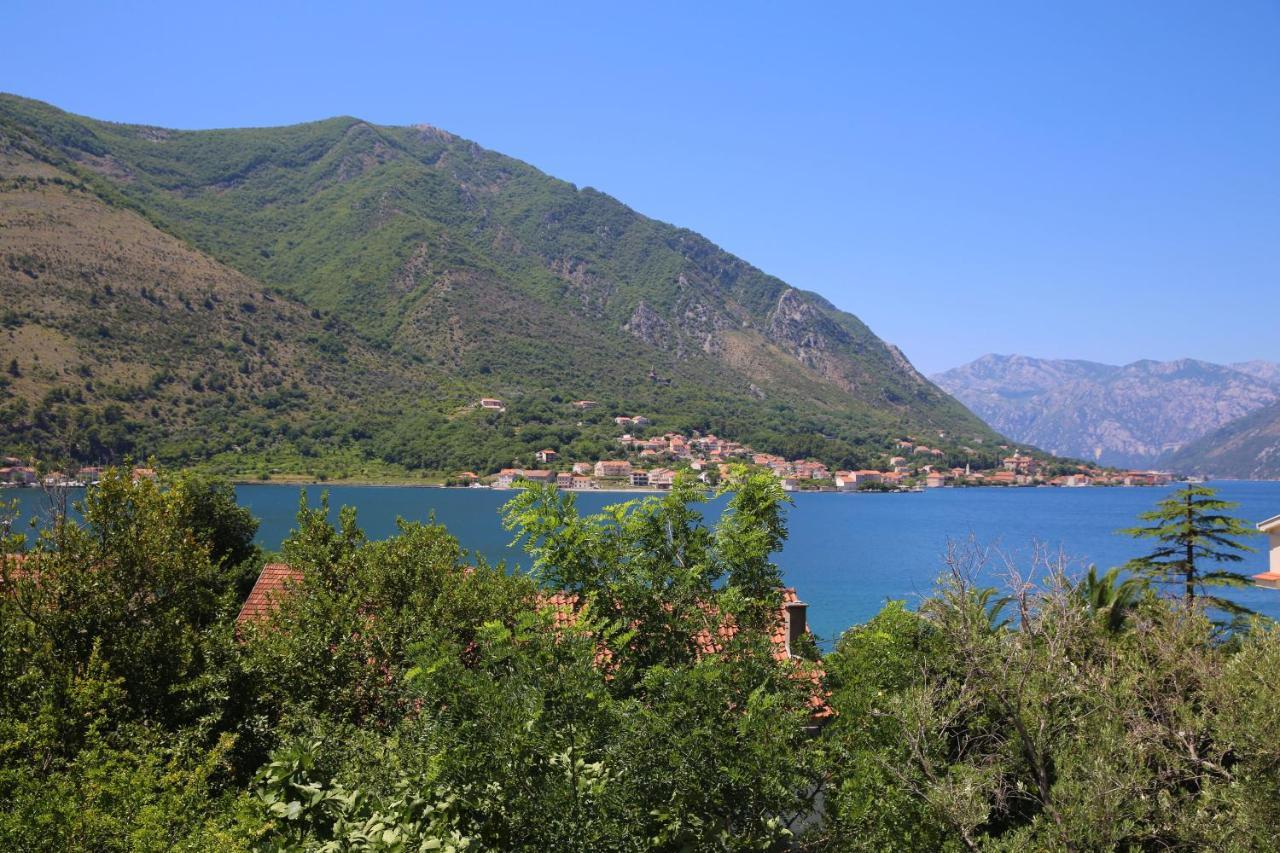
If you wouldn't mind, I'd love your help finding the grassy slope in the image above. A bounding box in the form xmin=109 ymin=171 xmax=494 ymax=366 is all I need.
xmin=0 ymin=94 xmax=1004 ymax=474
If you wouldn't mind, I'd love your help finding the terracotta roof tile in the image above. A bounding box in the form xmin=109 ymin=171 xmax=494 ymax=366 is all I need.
xmin=236 ymin=563 xmax=303 ymax=624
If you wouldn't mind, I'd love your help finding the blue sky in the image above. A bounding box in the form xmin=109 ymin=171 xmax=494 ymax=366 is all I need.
xmin=4 ymin=1 xmax=1277 ymax=373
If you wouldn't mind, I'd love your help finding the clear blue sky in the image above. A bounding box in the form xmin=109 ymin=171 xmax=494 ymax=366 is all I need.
xmin=4 ymin=1 xmax=1277 ymax=373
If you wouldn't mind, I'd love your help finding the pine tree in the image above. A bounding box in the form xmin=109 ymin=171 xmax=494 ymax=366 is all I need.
xmin=1121 ymin=485 xmax=1258 ymax=615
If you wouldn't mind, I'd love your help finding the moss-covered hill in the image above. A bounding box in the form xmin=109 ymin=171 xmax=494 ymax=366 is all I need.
xmin=0 ymin=93 xmax=1003 ymax=476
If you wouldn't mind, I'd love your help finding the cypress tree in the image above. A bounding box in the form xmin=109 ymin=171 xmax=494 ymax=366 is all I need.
xmin=1121 ymin=485 xmax=1258 ymax=615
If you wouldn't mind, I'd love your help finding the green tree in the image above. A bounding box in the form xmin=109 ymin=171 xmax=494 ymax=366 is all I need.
xmin=1121 ymin=485 xmax=1257 ymax=614
xmin=0 ymin=466 xmax=261 ymax=850
xmin=820 ymin=601 xmax=952 ymax=850
xmin=1074 ymin=565 xmax=1146 ymax=633
xmin=820 ymin=543 xmax=1280 ymax=850
xmin=244 ymin=476 xmax=818 ymax=848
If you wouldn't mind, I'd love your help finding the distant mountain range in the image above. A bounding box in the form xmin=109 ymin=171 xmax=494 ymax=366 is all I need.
xmin=0 ymin=94 xmax=999 ymax=475
xmin=932 ymin=354 xmax=1280 ymax=471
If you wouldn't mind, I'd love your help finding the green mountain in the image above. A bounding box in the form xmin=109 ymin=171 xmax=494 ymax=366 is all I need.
xmin=1167 ymin=401 xmax=1280 ymax=479
xmin=0 ymin=93 xmax=1001 ymax=476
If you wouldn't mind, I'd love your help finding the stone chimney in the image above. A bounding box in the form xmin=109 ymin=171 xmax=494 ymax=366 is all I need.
xmin=784 ymin=598 xmax=808 ymax=657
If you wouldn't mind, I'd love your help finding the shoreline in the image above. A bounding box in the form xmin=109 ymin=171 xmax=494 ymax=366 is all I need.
xmin=5 ymin=474 xmax=1236 ymax=493
xmin=224 ymin=481 xmax=1193 ymax=493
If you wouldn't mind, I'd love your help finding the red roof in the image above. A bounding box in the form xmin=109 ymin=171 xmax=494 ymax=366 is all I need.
xmin=0 ymin=553 xmax=32 ymax=594
xmin=234 ymin=566 xmax=831 ymax=718
xmin=236 ymin=563 xmax=303 ymax=624
xmin=539 ymin=586 xmax=831 ymax=719
xmin=539 ymin=591 xmax=583 ymax=630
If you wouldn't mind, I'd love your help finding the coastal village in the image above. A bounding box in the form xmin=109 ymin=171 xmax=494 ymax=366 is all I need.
xmin=0 ymin=458 xmax=153 ymax=488
xmin=0 ymin=398 xmax=1175 ymax=493
xmin=444 ymin=398 xmax=1175 ymax=493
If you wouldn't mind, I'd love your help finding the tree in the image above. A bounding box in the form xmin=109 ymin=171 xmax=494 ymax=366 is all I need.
xmin=501 ymin=466 xmax=794 ymax=668
xmin=6 ymin=358 xmax=18 ymax=378
xmin=1121 ymin=485 xmax=1258 ymax=615
xmin=165 ymin=471 xmax=262 ymax=598
xmin=0 ymin=466 xmax=259 ymax=850
xmin=241 ymin=481 xmax=816 ymax=849
xmin=1074 ymin=565 xmax=1146 ymax=633
xmin=819 ymin=540 xmax=1280 ymax=850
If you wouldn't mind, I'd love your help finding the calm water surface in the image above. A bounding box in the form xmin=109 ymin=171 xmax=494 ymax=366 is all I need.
xmin=10 ymin=482 xmax=1280 ymax=643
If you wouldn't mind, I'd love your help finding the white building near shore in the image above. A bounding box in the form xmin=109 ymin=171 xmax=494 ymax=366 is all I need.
xmin=1254 ymin=514 xmax=1280 ymax=589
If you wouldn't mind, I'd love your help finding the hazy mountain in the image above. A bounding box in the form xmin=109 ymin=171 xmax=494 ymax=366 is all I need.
xmin=1231 ymin=360 xmax=1280 ymax=387
xmin=932 ymin=354 xmax=1280 ymax=469
xmin=1168 ymin=399 xmax=1280 ymax=479
xmin=0 ymin=94 xmax=999 ymax=474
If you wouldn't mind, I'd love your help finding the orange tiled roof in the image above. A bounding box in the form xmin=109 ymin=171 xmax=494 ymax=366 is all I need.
xmin=538 ymin=586 xmax=832 ymax=719
xmin=236 ymin=563 xmax=303 ymax=624
xmin=0 ymin=553 xmax=32 ymax=593
xmin=236 ymin=566 xmax=832 ymax=718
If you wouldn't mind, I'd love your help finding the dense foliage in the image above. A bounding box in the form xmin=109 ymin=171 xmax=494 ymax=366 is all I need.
xmin=2 ymin=470 xmax=1277 ymax=850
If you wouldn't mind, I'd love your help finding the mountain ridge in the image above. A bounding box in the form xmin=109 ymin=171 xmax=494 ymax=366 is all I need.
xmin=932 ymin=353 xmax=1280 ymax=469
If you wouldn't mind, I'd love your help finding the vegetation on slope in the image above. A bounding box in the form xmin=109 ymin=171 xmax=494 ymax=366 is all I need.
xmin=0 ymin=94 xmax=1000 ymax=476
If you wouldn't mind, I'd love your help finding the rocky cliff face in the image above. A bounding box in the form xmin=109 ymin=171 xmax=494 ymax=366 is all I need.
xmin=933 ymin=354 xmax=1280 ymax=468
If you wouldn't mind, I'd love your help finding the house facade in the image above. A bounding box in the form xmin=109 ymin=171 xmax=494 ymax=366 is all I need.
xmin=647 ymin=468 xmax=676 ymax=489
xmin=594 ymin=460 xmax=633 ymax=479
xmin=1255 ymin=515 xmax=1280 ymax=589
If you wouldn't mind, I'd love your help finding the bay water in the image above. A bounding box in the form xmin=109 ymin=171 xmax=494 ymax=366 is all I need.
xmin=9 ymin=481 xmax=1280 ymax=644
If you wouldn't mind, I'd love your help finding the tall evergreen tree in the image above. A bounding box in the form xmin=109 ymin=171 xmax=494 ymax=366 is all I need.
xmin=1121 ymin=485 xmax=1257 ymax=615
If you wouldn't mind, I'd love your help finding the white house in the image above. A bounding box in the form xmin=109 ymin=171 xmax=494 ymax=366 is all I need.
xmin=1254 ymin=514 xmax=1280 ymax=589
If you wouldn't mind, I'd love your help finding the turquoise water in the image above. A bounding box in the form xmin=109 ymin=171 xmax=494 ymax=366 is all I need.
xmin=9 ymin=482 xmax=1280 ymax=644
